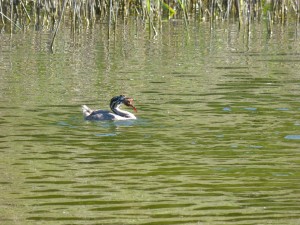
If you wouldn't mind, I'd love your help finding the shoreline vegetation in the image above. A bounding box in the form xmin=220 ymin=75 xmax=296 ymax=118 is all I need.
xmin=0 ymin=0 xmax=299 ymax=49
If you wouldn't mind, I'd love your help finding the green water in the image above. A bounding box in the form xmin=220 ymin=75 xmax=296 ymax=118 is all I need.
xmin=1 ymin=20 xmax=300 ymax=224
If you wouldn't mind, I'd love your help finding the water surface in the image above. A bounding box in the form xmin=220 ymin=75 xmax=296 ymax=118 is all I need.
xmin=1 ymin=20 xmax=300 ymax=224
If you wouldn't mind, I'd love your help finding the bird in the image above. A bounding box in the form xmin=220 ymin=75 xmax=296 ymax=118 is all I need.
xmin=82 ymin=95 xmax=137 ymax=121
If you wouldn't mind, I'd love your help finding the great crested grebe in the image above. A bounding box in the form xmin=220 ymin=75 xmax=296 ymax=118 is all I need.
xmin=82 ymin=95 xmax=137 ymax=121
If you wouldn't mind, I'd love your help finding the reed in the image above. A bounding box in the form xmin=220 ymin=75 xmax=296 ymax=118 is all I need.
xmin=1 ymin=0 xmax=299 ymax=29
xmin=0 ymin=0 xmax=299 ymax=41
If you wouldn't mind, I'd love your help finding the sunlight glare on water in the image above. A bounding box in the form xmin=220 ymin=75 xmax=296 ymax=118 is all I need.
xmin=0 ymin=20 xmax=300 ymax=224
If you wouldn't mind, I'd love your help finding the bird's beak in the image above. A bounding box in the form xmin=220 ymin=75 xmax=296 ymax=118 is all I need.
xmin=132 ymin=105 xmax=137 ymax=113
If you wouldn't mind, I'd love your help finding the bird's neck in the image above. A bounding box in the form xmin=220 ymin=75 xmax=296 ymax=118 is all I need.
xmin=112 ymin=105 xmax=136 ymax=119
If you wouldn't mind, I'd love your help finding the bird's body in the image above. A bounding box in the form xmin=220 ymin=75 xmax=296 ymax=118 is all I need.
xmin=82 ymin=95 xmax=137 ymax=121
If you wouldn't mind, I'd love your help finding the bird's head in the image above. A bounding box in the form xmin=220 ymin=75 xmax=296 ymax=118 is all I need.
xmin=110 ymin=95 xmax=137 ymax=112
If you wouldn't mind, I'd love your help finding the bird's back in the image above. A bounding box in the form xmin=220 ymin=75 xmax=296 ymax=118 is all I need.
xmin=82 ymin=105 xmax=118 ymax=120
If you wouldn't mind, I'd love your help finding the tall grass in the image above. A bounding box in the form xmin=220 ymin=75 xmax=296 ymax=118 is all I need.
xmin=1 ymin=0 xmax=299 ymax=29
xmin=0 ymin=0 xmax=299 ymax=47
xmin=1 ymin=0 xmax=299 ymax=28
